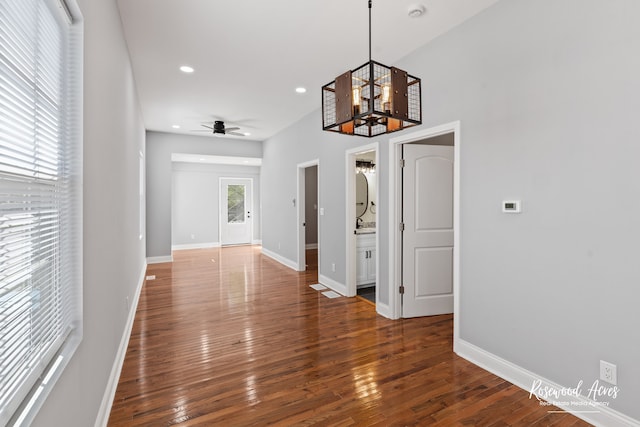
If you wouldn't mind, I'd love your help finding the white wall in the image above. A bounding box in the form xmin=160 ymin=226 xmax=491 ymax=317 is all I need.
xmin=172 ymin=162 xmax=261 ymax=247
xmin=146 ymin=131 xmax=263 ymax=258
xmin=261 ymin=0 xmax=640 ymax=421
xmin=262 ymin=111 xmax=366 ymax=284
xmin=30 ymin=0 xmax=147 ymax=425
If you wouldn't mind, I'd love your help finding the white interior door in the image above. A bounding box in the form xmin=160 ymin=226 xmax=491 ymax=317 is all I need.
xmin=220 ymin=178 xmax=252 ymax=246
xmin=402 ymin=144 xmax=454 ymax=317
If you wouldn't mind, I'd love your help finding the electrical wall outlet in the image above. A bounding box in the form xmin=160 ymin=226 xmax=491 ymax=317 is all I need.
xmin=600 ymin=360 xmax=617 ymax=385
xmin=331 ymin=263 xmax=336 ymax=272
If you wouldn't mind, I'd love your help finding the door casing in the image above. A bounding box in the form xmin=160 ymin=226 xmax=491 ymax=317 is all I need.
xmin=388 ymin=121 xmax=461 ymax=351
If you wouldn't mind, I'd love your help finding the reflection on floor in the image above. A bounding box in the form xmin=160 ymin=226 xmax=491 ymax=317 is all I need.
xmin=108 ymin=245 xmax=591 ymax=426
xmin=305 ymin=248 xmax=318 ymax=280
xmin=357 ymin=285 xmax=375 ymax=304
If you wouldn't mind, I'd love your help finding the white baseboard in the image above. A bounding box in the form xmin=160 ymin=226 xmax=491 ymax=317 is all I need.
xmin=456 ymin=339 xmax=640 ymax=427
xmin=375 ymin=300 xmax=394 ymax=319
xmin=146 ymin=255 xmax=172 ymax=264
xmin=305 ymin=243 xmax=318 ymax=250
xmin=171 ymin=242 xmax=220 ymax=251
xmin=94 ymin=263 xmax=147 ymax=427
xmin=318 ymin=274 xmax=346 ymax=296
xmin=261 ymin=247 xmax=297 ymax=271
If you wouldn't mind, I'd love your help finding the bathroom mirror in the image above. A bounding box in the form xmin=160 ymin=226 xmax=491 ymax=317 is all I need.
xmin=355 ymin=172 xmax=368 ymax=218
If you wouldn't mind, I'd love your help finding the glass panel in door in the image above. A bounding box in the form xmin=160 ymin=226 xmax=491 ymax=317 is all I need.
xmin=227 ymin=184 xmax=245 ymax=224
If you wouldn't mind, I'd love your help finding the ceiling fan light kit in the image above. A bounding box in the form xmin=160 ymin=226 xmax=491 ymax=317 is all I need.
xmin=322 ymin=0 xmax=422 ymax=138
xmin=197 ymin=120 xmax=245 ymax=137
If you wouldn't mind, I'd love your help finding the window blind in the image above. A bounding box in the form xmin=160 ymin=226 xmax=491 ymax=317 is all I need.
xmin=0 ymin=0 xmax=80 ymax=424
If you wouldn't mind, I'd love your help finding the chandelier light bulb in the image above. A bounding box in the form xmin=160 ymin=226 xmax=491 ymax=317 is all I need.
xmin=381 ymin=84 xmax=391 ymax=112
xmin=352 ymin=86 xmax=362 ymax=115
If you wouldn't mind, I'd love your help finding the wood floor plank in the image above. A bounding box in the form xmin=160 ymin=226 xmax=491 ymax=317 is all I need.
xmin=108 ymin=246 xmax=592 ymax=426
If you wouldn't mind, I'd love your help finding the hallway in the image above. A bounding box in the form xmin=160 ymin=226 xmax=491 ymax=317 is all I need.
xmin=108 ymin=246 xmax=589 ymax=426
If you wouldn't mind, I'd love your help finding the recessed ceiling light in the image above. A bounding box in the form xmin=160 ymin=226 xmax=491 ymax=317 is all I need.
xmin=243 ymin=160 xmax=250 ymax=164
xmin=179 ymin=65 xmax=194 ymax=73
xmin=172 ymin=125 xmax=180 ymax=129
xmin=244 ymin=132 xmax=251 ymax=136
xmin=295 ymin=87 xmax=307 ymax=94
xmin=199 ymin=158 xmax=205 ymax=161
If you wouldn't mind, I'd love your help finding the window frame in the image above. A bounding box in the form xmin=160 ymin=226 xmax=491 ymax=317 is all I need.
xmin=0 ymin=0 xmax=83 ymax=424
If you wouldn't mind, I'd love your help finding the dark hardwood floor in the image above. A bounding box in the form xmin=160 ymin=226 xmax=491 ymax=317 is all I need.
xmin=108 ymin=246 xmax=591 ymax=426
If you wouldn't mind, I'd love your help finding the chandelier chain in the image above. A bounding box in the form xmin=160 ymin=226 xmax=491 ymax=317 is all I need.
xmin=368 ymin=0 xmax=372 ymax=63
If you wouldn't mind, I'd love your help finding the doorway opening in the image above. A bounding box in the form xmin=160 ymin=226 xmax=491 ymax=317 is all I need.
xmin=346 ymin=143 xmax=379 ymax=302
xmin=355 ymin=151 xmax=377 ymax=304
xmin=296 ymin=160 xmax=320 ymax=276
xmin=389 ymin=122 xmax=460 ymax=347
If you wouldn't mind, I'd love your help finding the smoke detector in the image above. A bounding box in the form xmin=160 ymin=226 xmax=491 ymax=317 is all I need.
xmin=408 ymin=4 xmax=426 ymax=18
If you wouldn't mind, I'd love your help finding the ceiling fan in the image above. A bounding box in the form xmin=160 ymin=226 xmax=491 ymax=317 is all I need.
xmin=194 ymin=121 xmax=245 ymax=136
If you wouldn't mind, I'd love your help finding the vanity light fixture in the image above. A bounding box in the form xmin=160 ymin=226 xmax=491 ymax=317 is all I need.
xmin=321 ymin=0 xmax=422 ymax=137
xmin=356 ymin=160 xmax=376 ymax=174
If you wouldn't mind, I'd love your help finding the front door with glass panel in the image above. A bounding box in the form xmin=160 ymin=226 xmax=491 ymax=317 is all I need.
xmin=220 ymin=178 xmax=252 ymax=245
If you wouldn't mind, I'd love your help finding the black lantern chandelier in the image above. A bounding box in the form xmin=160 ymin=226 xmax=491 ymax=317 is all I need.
xmin=322 ymin=0 xmax=422 ymax=138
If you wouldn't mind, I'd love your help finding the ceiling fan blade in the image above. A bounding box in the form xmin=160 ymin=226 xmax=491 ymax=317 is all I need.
xmin=190 ymin=129 xmax=212 ymax=132
xmin=200 ymin=124 xmax=214 ymax=130
xmin=224 ymin=127 xmax=240 ymax=132
xmin=227 ymin=131 xmax=245 ymax=136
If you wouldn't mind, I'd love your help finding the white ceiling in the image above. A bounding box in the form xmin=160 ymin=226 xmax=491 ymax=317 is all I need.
xmin=117 ymin=0 xmax=500 ymax=141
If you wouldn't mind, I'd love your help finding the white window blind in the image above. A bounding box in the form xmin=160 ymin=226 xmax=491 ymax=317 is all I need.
xmin=0 ymin=0 xmax=81 ymax=424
